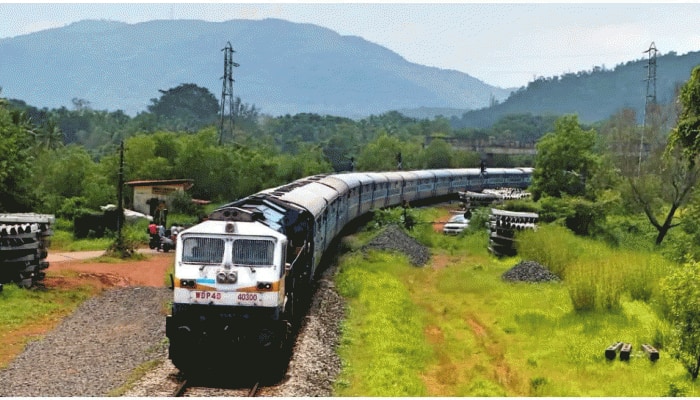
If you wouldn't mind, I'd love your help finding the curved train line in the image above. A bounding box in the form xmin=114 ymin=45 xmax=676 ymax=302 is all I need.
xmin=165 ymin=167 xmax=533 ymax=375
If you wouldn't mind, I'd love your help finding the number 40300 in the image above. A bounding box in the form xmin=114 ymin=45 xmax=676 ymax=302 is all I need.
xmin=237 ymin=293 xmax=258 ymax=301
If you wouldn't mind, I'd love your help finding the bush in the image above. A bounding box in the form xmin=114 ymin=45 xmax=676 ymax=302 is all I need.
xmin=535 ymin=196 xmax=606 ymax=236
xmin=660 ymin=261 xmax=700 ymax=380
xmin=593 ymin=214 xmax=657 ymax=251
xmin=57 ymin=196 xmax=92 ymax=221
xmin=170 ymin=191 xmax=199 ymax=215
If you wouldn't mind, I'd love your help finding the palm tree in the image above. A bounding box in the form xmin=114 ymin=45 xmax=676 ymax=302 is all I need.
xmin=37 ymin=119 xmax=64 ymax=150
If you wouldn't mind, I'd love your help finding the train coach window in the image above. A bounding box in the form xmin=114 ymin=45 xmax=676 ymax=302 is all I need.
xmin=232 ymin=239 xmax=275 ymax=266
xmin=183 ymin=237 xmax=224 ymax=264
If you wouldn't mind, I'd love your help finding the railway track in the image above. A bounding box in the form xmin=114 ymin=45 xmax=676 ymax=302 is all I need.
xmin=173 ymin=378 xmax=261 ymax=397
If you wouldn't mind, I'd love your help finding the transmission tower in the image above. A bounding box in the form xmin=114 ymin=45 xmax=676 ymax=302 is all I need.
xmin=644 ymin=42 xmax=658 ymax=107
xmin=219 ymin=41 xmax=239 ymax=145
xmin=638 ymin=41 xmax=658 ymax=176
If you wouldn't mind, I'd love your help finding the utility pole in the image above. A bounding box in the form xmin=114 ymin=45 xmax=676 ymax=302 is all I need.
xmin=117 ymin=140 xmax=124 ymax=238
xmin=639 ymin=41 xmax=658 ymax=176
xmin=219 ymin=41 xmax=239 ymax=145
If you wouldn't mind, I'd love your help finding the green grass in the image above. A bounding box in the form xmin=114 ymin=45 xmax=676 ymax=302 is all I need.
xmin=0 ymin=283 xmax=92 ymax=330
xmin=335 ymin=251 xmax=433 ymax=396
xmin=50 ymin=230 xmax=113 ymax=251
xmin=333 ymin=211 xmax=699 ymax=397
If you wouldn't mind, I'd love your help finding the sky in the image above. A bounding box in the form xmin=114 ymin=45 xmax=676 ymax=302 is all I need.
xmin=1 ymin=2 xmax=700 ymax=88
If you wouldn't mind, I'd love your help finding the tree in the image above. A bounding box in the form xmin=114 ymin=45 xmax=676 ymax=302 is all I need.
xmin=34 ymin=118 xmax=64 ymax=150
xmin=530 ymin=115 xmax=599 ymax=201
xmin=356 ymin=133 xmax=403 ymax=171
xmin=0 ymin=99 xmax=37 ymax=211
xmin=670 ymin=65 xmax=700 ymax=163
xmin=422 ymin=138 xmax=452 ymax=169
xmin=147 ymin=83 xmax=219 ymax=132
xmin=124 ymin=135 xmax=173 ymax=180
xmin=323 ymin=124 xmax=361 ymax=172
xmin=610 ymin=70 xmax=700 ymax=245
xmin=29 ymin=145 xmax=114 ymax=212
xmin=626 ymin=143 xmax=699 ymax=245
xmin=660 ymin=261 xmax=700 ymax=380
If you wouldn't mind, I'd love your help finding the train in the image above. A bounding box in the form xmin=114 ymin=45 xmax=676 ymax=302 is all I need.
xmin=165 ymin=167 xmax=533 ymax=373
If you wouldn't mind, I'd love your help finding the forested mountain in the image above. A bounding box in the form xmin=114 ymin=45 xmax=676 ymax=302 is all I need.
xmin=3 ymin=18 xmax=699 ymax=126
xmin=0 ymin=18 xmax=511 ymax=118
xmin=452 ymin=50 xmax=700 ymax=128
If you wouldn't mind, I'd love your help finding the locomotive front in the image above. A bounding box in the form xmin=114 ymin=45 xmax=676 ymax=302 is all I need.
xmin=165 ymin=218 xmax=289 ymax=371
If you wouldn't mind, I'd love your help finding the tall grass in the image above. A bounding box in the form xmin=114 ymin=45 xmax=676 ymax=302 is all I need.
xmin=516 ymin=225 xmax=585 ymax=279
xmin=517 ymin=225 xmax=671 ymax=312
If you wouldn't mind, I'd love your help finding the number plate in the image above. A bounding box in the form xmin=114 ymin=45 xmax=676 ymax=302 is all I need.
xmin=193 ymin=291 xmax=222 ymax=301
xmin=237 ymin=293 xmax=258 ymax=304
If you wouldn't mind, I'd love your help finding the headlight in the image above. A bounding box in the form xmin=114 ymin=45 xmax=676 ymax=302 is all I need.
xmin=180 ymin=279 xmax=196 ymax=288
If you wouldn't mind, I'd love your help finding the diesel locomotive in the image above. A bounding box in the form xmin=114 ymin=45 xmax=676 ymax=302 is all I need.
xmin=165 ymin=167 xmax=532 ymax=373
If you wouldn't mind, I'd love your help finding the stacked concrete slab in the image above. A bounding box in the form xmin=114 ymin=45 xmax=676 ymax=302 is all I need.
xmin=0 ymin=213 xmax=55 ymax=288
xmin=488 ymin=208 xmax=537 ymax=257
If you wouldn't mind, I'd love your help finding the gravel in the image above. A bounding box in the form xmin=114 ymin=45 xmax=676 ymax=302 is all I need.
xmin=269 ymin=269 xmax=344 ymax=396
xmin=502 ymin=260 xmax=560 ymax=283
xmin=363 ymin=224 xmax=431 ymax=266
xmin=0 ymin=286 xmax=171 ymax=397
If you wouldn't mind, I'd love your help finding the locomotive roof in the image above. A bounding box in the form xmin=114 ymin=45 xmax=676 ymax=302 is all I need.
xmin=180 ymin=219 xmax=286 ymax=239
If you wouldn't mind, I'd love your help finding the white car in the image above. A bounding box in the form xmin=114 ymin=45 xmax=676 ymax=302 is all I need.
xmin=443 ymin=214 xmax=469 ymax=235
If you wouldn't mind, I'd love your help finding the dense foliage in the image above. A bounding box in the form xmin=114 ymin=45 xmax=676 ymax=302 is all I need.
xmin=530 ymin=115 xmax=599 ymax=200
xmin=2 ymin=65 xmax=700 ymax=255
xmin=1 ymin=86 xmax=546 ymax=216
xmin=671 ymin=65 xmax=700 ymax=163
xmin=661 ymin=261 xmax=700 ymax=380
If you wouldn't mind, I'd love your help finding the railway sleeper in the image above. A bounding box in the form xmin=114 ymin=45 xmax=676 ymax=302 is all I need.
xmin=605 ymin=341 xmax=623 ymax=360
xmin=619 ymin=343 xmax=632 ymax=361
xmin=642 ymin=344 xmax=659 ymax=361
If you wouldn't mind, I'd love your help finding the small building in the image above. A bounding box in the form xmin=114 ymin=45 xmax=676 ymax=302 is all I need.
xmin=125 ymin=179 xmax=194 ymax=224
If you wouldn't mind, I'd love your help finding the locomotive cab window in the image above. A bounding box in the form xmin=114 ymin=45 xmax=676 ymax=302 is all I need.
xmin=182 ymin=237 xmax=225 ymax=264
xmin=232 ymin=239 xmax=275 ymax=267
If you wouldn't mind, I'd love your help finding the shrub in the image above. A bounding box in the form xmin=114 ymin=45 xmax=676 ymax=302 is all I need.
xmin=660 ymin=261 xmax=700 ymax=380
xmin=169 ymin=191 xmax=199 ymax=215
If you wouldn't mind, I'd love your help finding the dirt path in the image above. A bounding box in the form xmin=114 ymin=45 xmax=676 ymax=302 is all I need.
xmin=45 ymin=249 xmax=174 ymax=288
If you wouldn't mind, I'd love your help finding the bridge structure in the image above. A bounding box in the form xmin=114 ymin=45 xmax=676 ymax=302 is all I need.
xmin=425 ymin=136 xmax=537 ymax=164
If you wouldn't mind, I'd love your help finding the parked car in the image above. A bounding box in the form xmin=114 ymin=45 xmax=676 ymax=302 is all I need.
xmin=443 ymin=214 xmax=469 ymax=235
